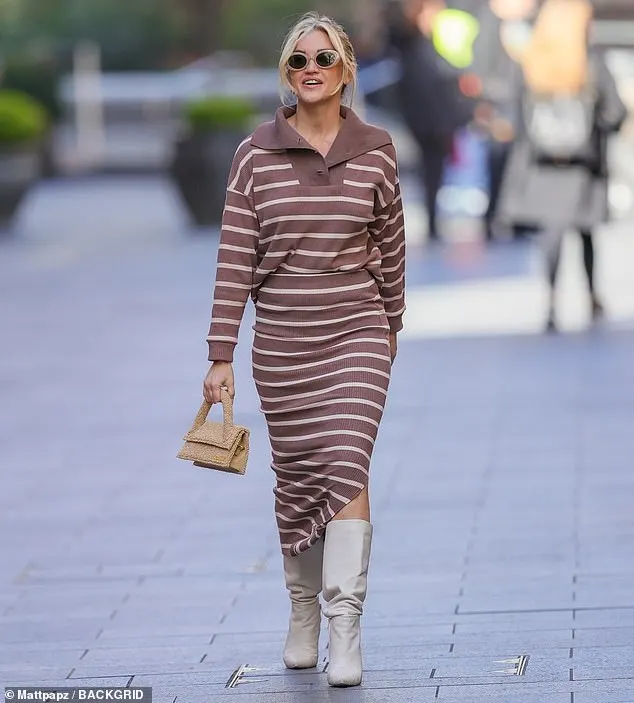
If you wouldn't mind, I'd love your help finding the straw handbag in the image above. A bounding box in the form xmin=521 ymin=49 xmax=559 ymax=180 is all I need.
xmin=177 ymin=390 xmax=249 ymax=475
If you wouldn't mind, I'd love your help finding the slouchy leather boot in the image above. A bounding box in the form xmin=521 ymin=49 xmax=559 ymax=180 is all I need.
xmin=322 ymin=519 xmax=373 ymax=687
xmin=282 ymin=538 xmax=324 ymax=669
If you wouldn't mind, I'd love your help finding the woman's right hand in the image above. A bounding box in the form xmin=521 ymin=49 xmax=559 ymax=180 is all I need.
xmin=203 ymin=361 xmax=235 ymax=405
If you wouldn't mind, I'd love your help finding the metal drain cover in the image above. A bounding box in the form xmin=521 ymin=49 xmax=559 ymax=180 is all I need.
xmin=225 ymin=665 xmax=267 ymax=688
xmin=433 ymin=654 xmax=531 ymax=679
xmin=492 ymin=655 xmax=530 ymax=676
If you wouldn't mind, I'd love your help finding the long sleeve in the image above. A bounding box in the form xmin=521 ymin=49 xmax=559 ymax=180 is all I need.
xmin=371 ymin=144 xmax=406 ymax=334
xmin=206 ymin=139 xmax=259 ymax=362
xmin=596 ymin=55 xmax=627 ymax=134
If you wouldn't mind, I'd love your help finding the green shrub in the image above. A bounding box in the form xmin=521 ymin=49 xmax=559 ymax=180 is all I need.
xmin=0 ymin=90 xmax=49 ymax=145
xmin=185 ymin=96 xmax=255 ymax=132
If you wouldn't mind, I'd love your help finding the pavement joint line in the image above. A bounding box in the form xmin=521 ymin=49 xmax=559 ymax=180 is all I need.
xmin=456 ymin=605 xmax=634 ymax=615
xmin=570 ymin=667 xmax=574 ymax=681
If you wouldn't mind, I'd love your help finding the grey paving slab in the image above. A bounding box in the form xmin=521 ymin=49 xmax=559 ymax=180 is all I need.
xmin=575 ymin=690 xmax=634 ymax=703
xmin=574 ymin=609 xmax=634 ymax=628
xmin=135 ymin=671 xmax=317 ymax=695
xmin=450 ymin=629 xmax=575 ymax=653
xmin=0 ymin=620 xmax=104 ymax=644
xmin=78 ymin=645 xmax=208 ymax=667
xmin=0 ymin=664 xmax=75 ymax=681
xmin=362 ymin=643 xmax=451 ymax=665
xmin=454 ymin=612 xmax=575 ymax=633
xmin=436 ymin=687 xmax=572 ymax=702
xmin=172 ymin=689 xmax=437 ymax=703
xmin=573 ymin=626 xmax=634 ymax=647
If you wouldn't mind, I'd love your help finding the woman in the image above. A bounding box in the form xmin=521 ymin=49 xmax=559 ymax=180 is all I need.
xmin=496 ymin=0 xmax=626 ymax=331
xmin=202 ymin=12 xmax=406 ymax=687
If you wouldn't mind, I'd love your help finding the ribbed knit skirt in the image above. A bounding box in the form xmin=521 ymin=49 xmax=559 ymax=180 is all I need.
xmin=252 ymin=271 xmax=392 ymax=557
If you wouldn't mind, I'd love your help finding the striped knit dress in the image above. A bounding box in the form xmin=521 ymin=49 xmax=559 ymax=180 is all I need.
xmin=207 ymin=106 xmax=406 ymax=557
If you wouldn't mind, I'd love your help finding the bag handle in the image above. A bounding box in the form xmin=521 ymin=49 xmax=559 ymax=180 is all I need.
xmin=192 ymin=388 xmax=234 ymax=442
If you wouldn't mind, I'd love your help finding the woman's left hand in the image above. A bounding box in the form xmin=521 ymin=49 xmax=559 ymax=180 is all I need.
xmin=389 ymin=332 xmax=398 ymax=364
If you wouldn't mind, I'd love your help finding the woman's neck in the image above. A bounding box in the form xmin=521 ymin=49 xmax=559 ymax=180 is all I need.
xmin=289 ymin=100 xmax=343 ymax=145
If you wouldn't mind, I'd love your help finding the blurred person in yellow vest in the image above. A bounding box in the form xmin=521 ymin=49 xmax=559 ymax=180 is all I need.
xmin=385 ymin=0 xmax=476 ymax=241
xmin=418 ymin=0 xmax=480 ymax=70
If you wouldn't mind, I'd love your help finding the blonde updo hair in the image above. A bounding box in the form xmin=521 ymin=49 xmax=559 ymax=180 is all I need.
xmin=278 ymin=12 xmax=358 ymax=106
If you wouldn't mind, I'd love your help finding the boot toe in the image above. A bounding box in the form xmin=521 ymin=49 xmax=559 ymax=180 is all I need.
xmin=283 ymin=649 xmax=318 ymax=669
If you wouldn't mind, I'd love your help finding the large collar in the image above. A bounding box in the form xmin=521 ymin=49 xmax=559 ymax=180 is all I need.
xmin=250 ymin=105 xmax=391 ymax=168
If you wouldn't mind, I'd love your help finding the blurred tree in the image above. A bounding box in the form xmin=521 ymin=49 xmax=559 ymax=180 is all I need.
xmin=1 ymin=0 xmax=370 ymax=72
xmin=178 ymin=0 xmax=228 ymax=58
xmin=219 ymin=0 xmax=359 ymax=64
xmin=4 ymin=0 xmax=187 ymax=70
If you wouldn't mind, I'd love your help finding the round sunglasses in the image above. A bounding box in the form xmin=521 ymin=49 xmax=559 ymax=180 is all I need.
xmin=287 ymin=49 xmax=341 ymax=71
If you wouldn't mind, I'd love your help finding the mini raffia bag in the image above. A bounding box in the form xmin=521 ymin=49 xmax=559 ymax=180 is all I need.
xmin=177 ymin=390 xmax=249 ymax=475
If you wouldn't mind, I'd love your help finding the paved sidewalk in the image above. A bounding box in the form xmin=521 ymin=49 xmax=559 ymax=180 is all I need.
xmin=1 ymin=177 xmax=634 ymax=702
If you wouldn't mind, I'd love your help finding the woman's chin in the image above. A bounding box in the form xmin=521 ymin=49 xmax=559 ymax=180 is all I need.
xmin=296 ymin=89 xmax=337 ymax=106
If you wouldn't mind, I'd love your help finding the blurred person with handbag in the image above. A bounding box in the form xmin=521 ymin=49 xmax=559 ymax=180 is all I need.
xmin=202 ymin=12 xmax=406 ymax=687
xmin=495 ymin=0 xmax=627 ymax=331
xmin=470 ymin=0 xmax=537 ymax=240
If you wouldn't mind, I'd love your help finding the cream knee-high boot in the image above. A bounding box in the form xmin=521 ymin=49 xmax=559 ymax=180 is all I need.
xmin=322 ymin=519 xmax=373 ymax=687
xmin=282 ymin=538 xmax=324 ymax=669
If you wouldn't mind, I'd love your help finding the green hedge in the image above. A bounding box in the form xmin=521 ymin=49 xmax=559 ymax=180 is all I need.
xmin=0 ymin=90 xmax=50 ymax=145
xmin=185 ymin=97 xmax=255 ymax=132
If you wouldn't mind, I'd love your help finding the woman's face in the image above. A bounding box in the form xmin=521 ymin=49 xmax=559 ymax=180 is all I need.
xmin=287 ymin=29 xmax=344 ymax=107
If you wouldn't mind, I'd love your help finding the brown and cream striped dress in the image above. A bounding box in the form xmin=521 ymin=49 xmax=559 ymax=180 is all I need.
xmin=207 ymin=106 xmax=406 ymax=556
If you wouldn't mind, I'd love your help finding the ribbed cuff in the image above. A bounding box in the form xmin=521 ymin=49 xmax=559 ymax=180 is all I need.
xmin=387 ymin=316 xmax=403 ymax=334
xmin=207 ymin=341 xmax=235 ymax=362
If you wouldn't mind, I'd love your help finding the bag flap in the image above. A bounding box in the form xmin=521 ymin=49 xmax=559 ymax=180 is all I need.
xmin=184 ymin=421 xmax=248 ymax=451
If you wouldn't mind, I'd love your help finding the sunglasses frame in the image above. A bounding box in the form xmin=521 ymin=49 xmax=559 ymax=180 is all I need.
xmin=286 ymin=49 xmax=341 ymax=72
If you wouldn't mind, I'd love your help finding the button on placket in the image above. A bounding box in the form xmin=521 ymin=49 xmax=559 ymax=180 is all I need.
xmin=315 ymin=154 xmax=328 ymax=183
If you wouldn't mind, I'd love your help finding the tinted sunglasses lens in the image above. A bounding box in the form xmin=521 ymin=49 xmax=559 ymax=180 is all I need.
xmin=316 ymin=51 xmax=339 ymax=68
xmin=288 ymin=54 xmax=307 ymax=70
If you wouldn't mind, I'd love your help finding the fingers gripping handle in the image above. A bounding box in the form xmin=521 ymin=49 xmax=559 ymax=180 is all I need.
xmin=192 ymin=388 xmax=234 ymax=442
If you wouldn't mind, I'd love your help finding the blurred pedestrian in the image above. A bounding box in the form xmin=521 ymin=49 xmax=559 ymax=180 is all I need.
xmin=470 ymin=0 xmax=537 ymax=240
xmin=496 ymin=0 xmax=627 ymax=331
xmin=203 ymin=12 xmax=406 ymax=687
xmin=386 ymin=0 xmax=474 ymax=241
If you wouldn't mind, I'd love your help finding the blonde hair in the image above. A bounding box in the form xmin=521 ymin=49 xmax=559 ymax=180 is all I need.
xmin=278 ymin=12 xmax=357 ymax=105
xmin=521 ymin=0 xmax=593 ymax=95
